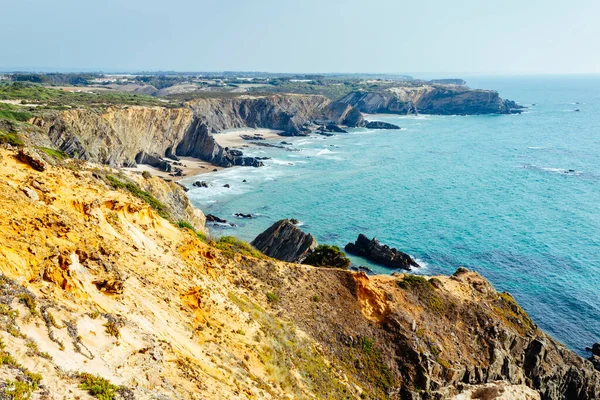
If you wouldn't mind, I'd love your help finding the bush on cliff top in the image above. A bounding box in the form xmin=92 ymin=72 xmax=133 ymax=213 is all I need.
xmin=303 ymin=244 xmax=351 ymax=269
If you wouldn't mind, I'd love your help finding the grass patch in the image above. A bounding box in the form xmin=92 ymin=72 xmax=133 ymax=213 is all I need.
xmin=397 ymin=275 xmax=447 ymax=316
xmin=227 ymin=293 xmax=357 ymax=398
xmin=0 ymin=82 xmax=176 ymax=109
xmin=266 ymin=292 xmax=279 ymax=303
xmin=0 ymin=131 xmax=23 ymax=146
xmin=214 ymin=236 xmax=265 ymax=259
xmin=177 ymin=220 xmax=207 ymax=242
xmin=77 ymin=373 xmax=119 ymax=400
xmin=493 ymin=292 xmax=536 ymax=335
xmin=37 ymin=146 xmax=68 ymax=161
xmin=0 ymin=103 xmax=33 ymax=122
xmin=105 ymin=175 xmax=170 ymax=219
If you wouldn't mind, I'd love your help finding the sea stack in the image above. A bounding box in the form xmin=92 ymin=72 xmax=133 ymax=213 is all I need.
xmin=345 ymin=234 xmax=420 ymax=270
xmin=251 ymin=219 xmax=317 ymax=262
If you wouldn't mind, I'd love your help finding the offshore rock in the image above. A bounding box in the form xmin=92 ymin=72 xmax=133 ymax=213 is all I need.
xmin=251 ymin=219 xmax=317 ymax=262
xmin=365 ymin=121 xmax=401 ymax=129
xmin=345 ymin=234 xmax=420 ymax=270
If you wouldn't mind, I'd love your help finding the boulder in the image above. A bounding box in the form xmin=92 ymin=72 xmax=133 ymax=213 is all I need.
xmin=251 ymin=219 xmax=317 ymax=263
xmin=193 ymin=181 xmax=209 ymax=188
xmin=365 ymin=121 xmax=401 ymax=130
xmin=17 ymin=149 xmax=47 ymax=172
xmin=344 ymin=234 xmax=420 ymax=270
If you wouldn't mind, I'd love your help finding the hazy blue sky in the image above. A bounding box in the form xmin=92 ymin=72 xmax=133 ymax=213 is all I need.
xmin=2 ymin=0 xmax=599 ymax=74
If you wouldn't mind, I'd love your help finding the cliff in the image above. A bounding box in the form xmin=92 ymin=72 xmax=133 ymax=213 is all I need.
xmin=0 ymin=146 xmax=597 ymax=399
xmin=31 ymin=94 xmax=331 ymax=170
xmin=338 ymin=85 xmax=523 ymax=115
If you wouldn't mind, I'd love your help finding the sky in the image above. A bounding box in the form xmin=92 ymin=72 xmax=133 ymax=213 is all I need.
xmin=1 ymin=0 xmax=599 ymax=75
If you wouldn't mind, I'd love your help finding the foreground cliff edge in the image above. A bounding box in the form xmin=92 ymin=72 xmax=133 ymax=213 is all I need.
xmin=0 ymin=146 xmax=597 ymax=400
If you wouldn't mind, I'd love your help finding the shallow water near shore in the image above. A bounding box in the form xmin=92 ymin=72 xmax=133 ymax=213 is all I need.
xmin=182 ymin=76 xmax=600 ymax=355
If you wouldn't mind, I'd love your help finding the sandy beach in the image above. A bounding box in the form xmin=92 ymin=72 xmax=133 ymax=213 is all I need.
xmin=122 ymin=128 xmax=285 ymax=181
xmin=212 ymin=128 xmax=284 ymax=148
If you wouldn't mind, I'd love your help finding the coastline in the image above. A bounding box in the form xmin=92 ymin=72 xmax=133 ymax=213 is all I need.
xmin=122 ymin=128 xmax=286 ymax=181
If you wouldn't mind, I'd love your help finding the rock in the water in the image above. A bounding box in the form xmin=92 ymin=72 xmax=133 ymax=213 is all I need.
xmin=205 ymin=214 xmax=234 ymax=226
xmin=324 ymin=124 xmax=348 ymax=133
xmin=234 ymin=213 xmax=252 ymax=219
xmin=193 ymin=181 xmax=209 ymax=188
xmin=344 ymin=234 xmax=420 ymax=270
xmin=251 ymin=219 xmax=317 ymax=262
xmin=365 ymin=121 xmax=401 ymax=130
xmin=592 ymin=343 xmax=600 ymax=357
xmin=17 ymin=149 xmax=47 ymax=172
xmin=290 ymin=218 xmax=299 ymax=225
xmin=223 ymin=184 xmax=230 ymax=188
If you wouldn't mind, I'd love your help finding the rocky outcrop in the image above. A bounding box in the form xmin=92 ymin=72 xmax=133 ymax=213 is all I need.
xmin=251 ymin=219 xmax=317 ymax=262
xmin=132 ymin=174 xmax=206 ymax=232
xmin=339 ymin=85 xmax=524 ymax=115
xmin=586 ymin=343 xmax=600 ymax=371
xmin=319 ymin=101 xmax=365 ymax=127
xmin=365 ymin=121 xmax=401 ymax=129
xmin=345 ymin=234 xmax=420 ymax=270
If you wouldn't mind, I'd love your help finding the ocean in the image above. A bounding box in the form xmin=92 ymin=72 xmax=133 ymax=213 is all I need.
xmin=181 ymin=76 xmax=600 ymax=355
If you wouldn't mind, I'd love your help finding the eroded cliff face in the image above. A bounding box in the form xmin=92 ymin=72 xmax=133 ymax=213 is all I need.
xmin=32 ymin=94 xmax=331 ymax=169
xmin=0 ymin=146 xmax=597 ymax=400
xmin=339 ymin=86 xmax=523 ymax=115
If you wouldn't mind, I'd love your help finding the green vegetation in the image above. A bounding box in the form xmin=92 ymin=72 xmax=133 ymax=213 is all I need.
xmin=493 ymin=292 xmax=536 ymax=334
xmin=360 ymin=337 xmax=374 ymax=354
xmin=266 ymin=292 xmax=279 ymax=303
xmin=0 ymin=103 xmax=33 ymax=122
xmin=177 ymin=220 xmax=207 ymax=242
xmin=0 ymin=82 xmax=174 ymax=109
xmin=228 ymin=293 xmax=358 ymax=399
xmin=77 ymin=373 xmax=120 ymax=400
xmin=397 ymin=275 xmax=446 ymax=316
xmin=37 ymin=146 xmax=68 ymax=161
xmin=214 ymin=236 xmax=266 ymax=259
xmin=303 ymin=244 xmax=351 ymax=269
xmin=0 ymin=131 xmax=23 ymax=146
xmin=103 ymin=320 xmax=121 ymax=339
xmin=1 ymin=340 xmax=43 ymax=399
xmin=18 ymin=293 xmax=38 ymax=316
xmin=105 ymin=175 xmax=169 ymax=219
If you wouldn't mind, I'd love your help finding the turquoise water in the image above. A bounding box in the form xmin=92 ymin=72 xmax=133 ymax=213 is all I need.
xmin=182 ymin=76 xmax=600 ymax=355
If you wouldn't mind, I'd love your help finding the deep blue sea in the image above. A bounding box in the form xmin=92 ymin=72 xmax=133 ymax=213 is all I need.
xmin=182 ymin=76 xmax=600 ymax=355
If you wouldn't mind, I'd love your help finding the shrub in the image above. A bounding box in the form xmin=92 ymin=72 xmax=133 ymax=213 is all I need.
xmin=141 ymin=170 xmax=152 ymax=179
xmin=266 ymin=292 xmax=279 ymax=303
xmin=303 ymin=244 xmax=351 ymax=269
xmin=77 ymin=373 xmax=119 ymax=400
